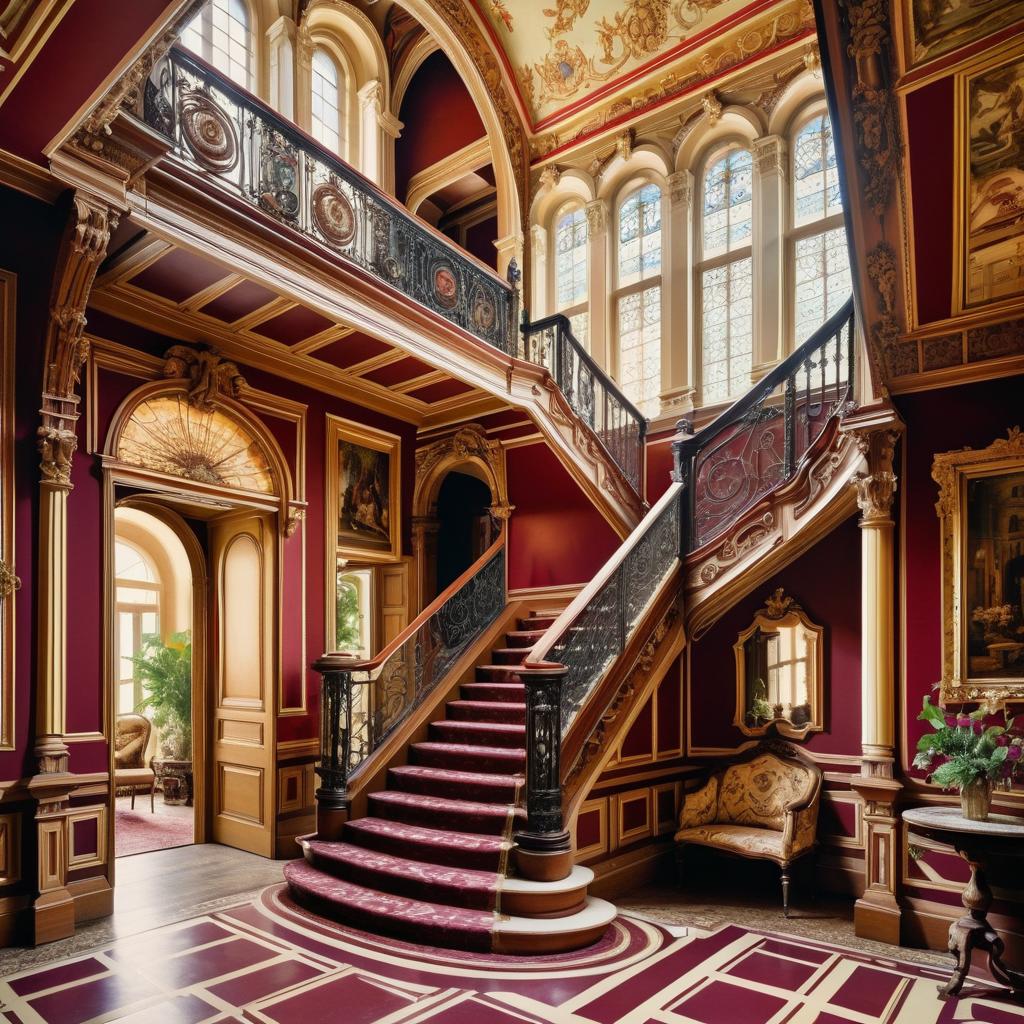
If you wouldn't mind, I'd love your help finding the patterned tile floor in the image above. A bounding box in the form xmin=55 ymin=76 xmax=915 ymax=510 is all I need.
xmin=0 ymin=883 xmax=1021 ymax=1023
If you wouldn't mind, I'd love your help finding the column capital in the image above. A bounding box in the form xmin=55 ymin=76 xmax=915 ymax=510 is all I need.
xmin=265 ymin=14 xmax=297 ymax=46
xmin=667 ymin=169 xmax=693 ymax=208
xmin=841 ymin=406 xmax=905 ymax=524
xmin=584 ymin=198 xmax=608 ymax=236
xmin=753 ymin=134 xmax=787 ymax=180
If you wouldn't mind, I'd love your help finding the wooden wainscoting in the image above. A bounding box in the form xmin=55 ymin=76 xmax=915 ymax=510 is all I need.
xmin=275 ymin=737 xmax=318 ymax=859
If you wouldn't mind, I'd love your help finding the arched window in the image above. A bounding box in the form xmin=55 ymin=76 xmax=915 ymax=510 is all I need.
xmin=311 ymin=47 xmax=342 ymax=154
xmin=615 ymin=183 xmax=663 ymax=416
xmin=790 ymin=113 xmax=850 ymax=343
xmin=553 ymin=204 xmax=589 ymax=346
xmin=115 ymin=540 xmax=161 ymax=715
xmin=181 ymin=0 xmax=254 ymax=91
xmin=698 ymin=148 xmax=753 ymax=406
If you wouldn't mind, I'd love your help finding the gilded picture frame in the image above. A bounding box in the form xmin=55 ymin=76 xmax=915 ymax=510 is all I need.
xmin=953 ymin=40 xmax=1024 ymax=320
xmin=326 ymin=415 xmax=401 ymax=565
xmin=932 ymin=427 xmax=1024 ymax=708
xmin=896 ymin=0 xmax=1023 ymax=76
xmin=732 ymin=589 xmax=824 ymax=741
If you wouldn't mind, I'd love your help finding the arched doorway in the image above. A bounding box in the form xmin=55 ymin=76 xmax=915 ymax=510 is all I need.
xmin=435 ymin=470 xmax=494 ymax=593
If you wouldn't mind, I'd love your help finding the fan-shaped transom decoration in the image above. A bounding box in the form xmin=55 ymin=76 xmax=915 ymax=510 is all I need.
xmin=115 ymin=393 xmax=276 ymax=494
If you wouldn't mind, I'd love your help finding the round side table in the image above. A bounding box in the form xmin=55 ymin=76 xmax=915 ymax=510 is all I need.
xmin=903 ymin=805 xmax=1024 ymax=999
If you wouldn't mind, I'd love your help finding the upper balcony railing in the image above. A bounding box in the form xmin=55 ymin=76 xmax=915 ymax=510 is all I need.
xmin=143 ymin=46 xmax=518 ymax=355
xmin=521 ymin=314 xmax=646 ymax=493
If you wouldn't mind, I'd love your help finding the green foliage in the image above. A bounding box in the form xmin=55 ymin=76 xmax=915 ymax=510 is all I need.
xmin=336 ymin=579 xmax=361 ymax=652
xmin=751 ymin=697 xmax=773 ymax=722
xmin=134 ymin=631 xmax=192 ymax=760
xmin=913 ymin=696 xmax=1021 ymax=791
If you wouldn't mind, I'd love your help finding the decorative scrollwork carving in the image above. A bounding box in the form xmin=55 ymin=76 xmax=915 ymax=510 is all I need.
xmin=0 ymin=559 xmax=20 ymax=600
xmin=162 ymin=346 xmax=246 ymax=411
xmin=179 ymin=89 xmax=239 ymax=173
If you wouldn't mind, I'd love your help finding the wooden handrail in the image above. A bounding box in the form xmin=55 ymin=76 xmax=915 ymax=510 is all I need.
xmin=525 ymin=481 xmax=684 ymax=668
xmin=314 ymin=532 xmax=506 ymax=675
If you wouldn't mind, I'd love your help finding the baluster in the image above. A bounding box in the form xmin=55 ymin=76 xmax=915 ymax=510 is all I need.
xmin=846 ymin=310 xmax=855 ymax=400
xmin=783 ymin=374 xmax=796 ymax=478
xmin=516 ymin=664 xmax=572 ymax=881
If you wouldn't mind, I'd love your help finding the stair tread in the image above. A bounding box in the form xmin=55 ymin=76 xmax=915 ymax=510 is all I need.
xmin=370 ymin=789 xmax=523 ymax=817
xmin=305 ymin=840 xmax=499 ymax=891
xmin=435 ymin=719 xmax=525 ymax=732
xmin=447 ymin=700 xmax=528 ymax=711
xmin=285 ymin=861 xmax=496 ymax=932
xmin=506 ymin=630 xmax=545 ymax=640
xmin=474 ymin=665 xmax=525 ymax=674
xmin=411 ymin=741 xmax=526 ymax=757
xmin=389 ymin=764 xmax=524 ymax=787
xmin=344 ymin=816 xmax=511 ymax=854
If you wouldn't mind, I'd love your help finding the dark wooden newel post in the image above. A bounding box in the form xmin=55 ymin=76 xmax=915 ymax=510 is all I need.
xmin=313 ymin=653 xmax=359 ymax=841
xmin=516 ymin=663 xmax=573 ymax=882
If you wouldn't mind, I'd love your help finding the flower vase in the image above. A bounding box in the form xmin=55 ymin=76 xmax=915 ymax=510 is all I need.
xmin=960 ymin=778 xmax=992 ymax=821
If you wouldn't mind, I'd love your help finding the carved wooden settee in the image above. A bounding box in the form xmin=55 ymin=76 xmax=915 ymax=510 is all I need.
xmin=674 ymin=740 xmax=822 ymax=916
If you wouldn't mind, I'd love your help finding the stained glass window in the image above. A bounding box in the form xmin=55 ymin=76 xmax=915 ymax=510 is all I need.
xmin=181 ymin=0 xmax=253 ymax=90
xmin=790 ymin=114 xmax=850 ymax=343
xmin=699 ymin=149 xmax=753 ymax=405
xmin=615 ymin=184 xmax=663 ymax=416
xmin=311 ymin=48 xmax=341 ymax=154
xmin=116 ymin=394 xmax=275 ymax=494
xmin=702 ymin=150 xmax=753 ymax=260
xmin=618 ymin=184 xmax=662 ymax=288
xmin=554 ymin=206 xmax=588 ymax=311
xmin=793 ymin=115 xmax=842 ymax=227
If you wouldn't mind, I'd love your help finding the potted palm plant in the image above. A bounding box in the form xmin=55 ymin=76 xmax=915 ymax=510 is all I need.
xmin=914 ymin=697 xmax=1023 ymax=820
xmin=133 ymin=630 xmax=192 ymax=804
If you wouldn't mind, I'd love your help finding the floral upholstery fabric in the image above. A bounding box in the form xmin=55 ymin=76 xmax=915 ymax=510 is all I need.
xmin=717 ymin=755 xmax=815 ymax=831
xmin=678 ymin=776 xmax=719 ymax=829
xmin=674 ymin=824 xmax=786 ymax=861
xmin=114 ymin=714 xmax=150 ymax=769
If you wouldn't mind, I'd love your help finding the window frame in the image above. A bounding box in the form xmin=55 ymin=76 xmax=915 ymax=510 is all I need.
xmin=785 ymin=105 xmax=849 ymax=347
xmin=612 ymin=178 xmax=665 ymax=417
xmin=695 ymin=142 xmax=756 ymax=409
xmin=180 ymin=0 xmax=256 ymax=92
xmin=310 ymin=46 xmax=343 ymax=155
xmin=114 ymin=540 xmax=162 ymax=716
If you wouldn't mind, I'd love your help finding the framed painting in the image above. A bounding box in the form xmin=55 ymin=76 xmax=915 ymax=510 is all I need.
xmin=899 ymin=0 xmax=1022 ymax=74
xmin=932 ymin=427 xmax=1024 ymax=708
xmin=326 ymin=416 xmax=401 ymax=563
xmin=954 ymin=43 xmax=1024 ymax=316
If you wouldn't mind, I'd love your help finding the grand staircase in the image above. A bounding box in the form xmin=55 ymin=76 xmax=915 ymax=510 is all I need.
xmin=285 ymin=608 xmax=616 ymax=954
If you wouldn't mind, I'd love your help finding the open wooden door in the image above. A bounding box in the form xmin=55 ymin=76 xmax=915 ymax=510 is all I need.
xmin=208 ymin=511 xmax=276 ymax=857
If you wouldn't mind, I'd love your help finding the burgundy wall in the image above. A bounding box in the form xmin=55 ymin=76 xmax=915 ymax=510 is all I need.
xmin=0 ymin=187 xmax=66 ymax=779
xmin=395 ymin=50 xmax=486 ymax=202
xmin=505 ymin=441 xmax=620 ymax=591
xmin=688 ymin=514 xmax=863 ymax=757
xmin=896 ymin=373 xmax=1024 ymax=774
xmin=463 ymin=216 xmax=498 ymax=271
xmin=645 ymin=430 xmax=676 ymax=504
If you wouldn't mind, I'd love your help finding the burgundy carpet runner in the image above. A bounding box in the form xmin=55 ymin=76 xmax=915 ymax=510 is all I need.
xmin=285 ymin=611 xmax=560 ymax=951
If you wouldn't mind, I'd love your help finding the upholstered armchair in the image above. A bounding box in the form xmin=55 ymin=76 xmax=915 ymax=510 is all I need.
xmin=674 ymin=740 xmax=822 ymax=915
xmin=114 ymin=713 xmax=156 ymax=812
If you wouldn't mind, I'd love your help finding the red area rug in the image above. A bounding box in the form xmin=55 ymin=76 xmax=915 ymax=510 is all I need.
xmin=115 ymin=807 xmax=193 ymax=857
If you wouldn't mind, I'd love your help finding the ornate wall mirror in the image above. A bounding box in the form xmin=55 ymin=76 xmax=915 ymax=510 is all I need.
xmin=733 ymin=589 xmax=824 ymax=740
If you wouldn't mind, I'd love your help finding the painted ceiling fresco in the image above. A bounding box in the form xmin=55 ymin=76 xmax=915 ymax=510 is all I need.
xmin=475 ymin=0 xmax=766 ymax=127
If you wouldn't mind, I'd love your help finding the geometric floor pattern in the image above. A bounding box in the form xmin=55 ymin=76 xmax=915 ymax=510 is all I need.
xmin=0 ymin=884 xmax=1020 ymax=1023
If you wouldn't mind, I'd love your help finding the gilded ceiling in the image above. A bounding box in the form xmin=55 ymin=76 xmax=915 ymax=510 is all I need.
xmin=474 ymin=0 xmax=787 ymax=127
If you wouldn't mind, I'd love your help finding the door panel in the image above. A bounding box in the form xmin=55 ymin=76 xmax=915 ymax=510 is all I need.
xmin=209 ymin=512 xmax=276 ymax=856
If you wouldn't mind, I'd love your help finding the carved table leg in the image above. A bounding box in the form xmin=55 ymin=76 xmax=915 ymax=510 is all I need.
xmin=942 ymin=849 xmax=1024 ymax=999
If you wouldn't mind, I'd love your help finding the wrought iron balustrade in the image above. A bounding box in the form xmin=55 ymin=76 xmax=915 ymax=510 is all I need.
xmin=143 ymin=46 xmax=517 ymax=355
xmin=314 ymin=538 xmax=506 ymax=807
xmin=521 ymin=313 xmax=646 ymax=493
xmin=676 ymin=297 xmax=856 ymax=551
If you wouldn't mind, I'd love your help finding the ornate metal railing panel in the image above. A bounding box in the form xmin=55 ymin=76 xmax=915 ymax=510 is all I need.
xmin=314 ymin=544 xmax=505 ymax=799
xmin=679 ymin=298 xmax=855 ymax=551
xmin=541 ymin=486 xmax=682 ymax=733
xmin=522 ymin=314 xmax=646 ymax=494
xmin=143 ymin=47 xmax=517 ymax=355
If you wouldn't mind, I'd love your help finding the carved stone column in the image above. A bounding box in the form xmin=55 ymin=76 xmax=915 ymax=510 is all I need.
xmin=529 ymin=222 xmax=548 ymax=320
xmin=267 ymin=16 xmax=297 ymax=120
xmin=586 ymin=198 xmax=611 ymax=371
xmin=662 ymin=171 xmax=695 ymax=415
xmin=842 ymin=406 xmax=905 ymax=944
xmin=752 ymin=135 xmax=786 ymax=378
xmin=36 ymin=193 xmax=116 ymax=776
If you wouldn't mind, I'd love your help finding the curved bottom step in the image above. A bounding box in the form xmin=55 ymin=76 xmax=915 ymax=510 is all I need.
xmin=285 ymin=860 xmax=615 ymax=954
